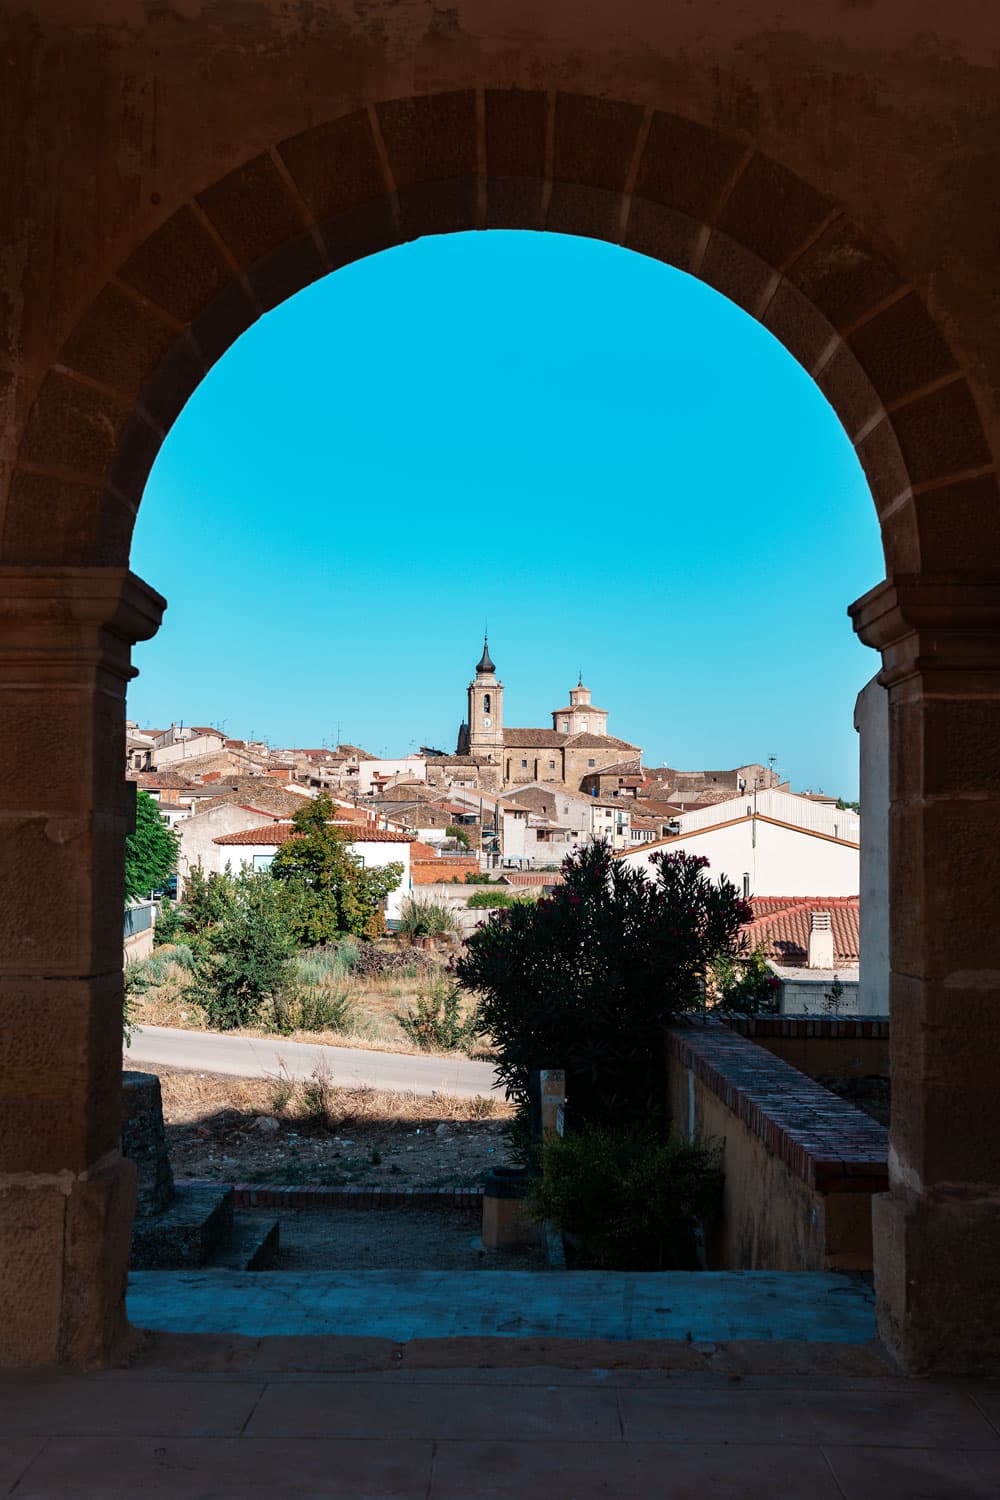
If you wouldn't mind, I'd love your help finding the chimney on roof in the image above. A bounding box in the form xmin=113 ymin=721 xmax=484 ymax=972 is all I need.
xmin=808 ymin=911 xmax=834 ymax=969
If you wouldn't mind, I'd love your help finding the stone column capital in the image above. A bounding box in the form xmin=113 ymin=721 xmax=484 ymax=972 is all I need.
xmin=849 ymin=575 xmax=1000 ymax=690
xmin=0 ymin=567 xmax=165 ymax=683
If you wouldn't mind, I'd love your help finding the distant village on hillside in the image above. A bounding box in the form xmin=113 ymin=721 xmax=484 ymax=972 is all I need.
xmin=127 ymin=637 xmax=868 ymax=1014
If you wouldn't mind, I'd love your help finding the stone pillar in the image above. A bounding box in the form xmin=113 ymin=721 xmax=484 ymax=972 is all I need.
xmin=851 ymin=577 xmax=1000 ymax=1374
xmin=854 ymin=675 xmax=890 ymax=1017
xmin=0 ymin=568 xmax=164 ymax=1367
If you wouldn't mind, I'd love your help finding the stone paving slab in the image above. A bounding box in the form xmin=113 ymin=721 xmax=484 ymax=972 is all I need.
xmin=127 ymin=1269 xmax=876 ymax=1343
xmin=4 ymin=1366 xmax=1000 ymax=1499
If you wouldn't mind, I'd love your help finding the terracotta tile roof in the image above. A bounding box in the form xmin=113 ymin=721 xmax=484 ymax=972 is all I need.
xmin=499 ymin=871 xmax=566 ymax=887
xmin=213 ymin=822 xmax=414 ymax=846
xmin=131 ymin=771 xmax=198 ymax=790
xmin=551 ymin=703 xmax=608 ymax=716
xmin=503 ymin=729 xmax=566 ymax=748
xmin=742 ymin=898 xmax=860 ymax=967
xmin=565 ymin=732 xmax=641 ymax=750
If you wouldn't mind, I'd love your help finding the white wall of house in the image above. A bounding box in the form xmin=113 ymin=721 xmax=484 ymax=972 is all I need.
xmin=776 ymin=968 xmax=862 ymax=1015
xmin=672 ymin=787 xmax=860 ymax=843
xmin=177 ymin=805 xmax=276 ymax=889
xmin=154 ymin=731 xmax=226 ymax=768
xmin=855 ymin=675 xmax=889 ymax=1017
xmin=356 ymin=756 xmax=427 ymax=796
xmin=211 ymin=835 xmax=411 ymax=921
xmin=348 ymin=839 xmax=411 ymax=921
xmin=619 ymin=815 xmax=859 ymax=898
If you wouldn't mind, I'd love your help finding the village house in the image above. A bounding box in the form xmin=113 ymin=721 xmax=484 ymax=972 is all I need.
xmin=150 ymin=724 xmax=227 ymax=769
xmin=618 ymin=810 xmax=859 ymax=899
xmin=499 ymin=783 xmax=631 ymax=851
xmin=209 ymin=821 xmax=414 ymax=922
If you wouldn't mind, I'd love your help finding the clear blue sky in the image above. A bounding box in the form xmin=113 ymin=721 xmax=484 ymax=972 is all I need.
xmin=129 ymin=230 xmax=883 ymax=798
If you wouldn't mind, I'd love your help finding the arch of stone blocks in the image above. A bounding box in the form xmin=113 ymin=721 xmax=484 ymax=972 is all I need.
xmin=6 ymin=91 xmax=998 ymax=577
xmin=3 ymin=76 xmax=1000 ymax=1377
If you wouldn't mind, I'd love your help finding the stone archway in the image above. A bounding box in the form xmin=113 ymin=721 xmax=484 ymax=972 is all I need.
xmin=3 ymin=83 xmax=1000 ymax=1374
xmin=8 ymin=92 xmax=996 ymax=574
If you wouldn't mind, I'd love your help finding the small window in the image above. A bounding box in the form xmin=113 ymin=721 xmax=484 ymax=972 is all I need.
xmin=549 ymin=759 xmax=556 ymax=769
xmin=561 ymin=719 xmax=569 ymax=731
xmin=483 ymin=694 xmax=491 ymax=714
xmin=252 ymin=854 xmax=274 ymax=872
xmin=521 ymin=759 xmax=528 ymax=769
xmin=588 ymin=759 xmax=596 ymax=768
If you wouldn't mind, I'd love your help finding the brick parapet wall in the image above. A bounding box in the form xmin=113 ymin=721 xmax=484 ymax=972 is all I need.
xmin=723 ymin=1017 xmax=890 ymax=1042
xmin=175 ymin=1178 xmax=483 ymax=1211
xmin=665 ymin=1019 xmax=888 ymax=1195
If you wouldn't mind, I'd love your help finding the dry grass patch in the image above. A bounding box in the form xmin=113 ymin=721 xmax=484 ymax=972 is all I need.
xmin=154 ymin=1066 xmax=514 ymax=1191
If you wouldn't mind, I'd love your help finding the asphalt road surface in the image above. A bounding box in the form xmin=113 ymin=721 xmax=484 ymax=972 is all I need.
xmin=126 ymin=1024 xmax=501 ymax=1100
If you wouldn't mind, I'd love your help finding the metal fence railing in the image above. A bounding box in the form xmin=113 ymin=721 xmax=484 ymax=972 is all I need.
xmin=123 ymin=902 xmax=155 ymax=939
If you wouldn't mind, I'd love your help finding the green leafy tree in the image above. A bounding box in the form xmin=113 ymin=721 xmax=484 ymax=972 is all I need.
xmin=710 ymin=945 xmax=781 ymax=1015
xmin=456 ymin=842 xmax=750 ymax=1134
xmin=124 ymin=790 xmax=178 ymax=902
xmin=182 ymin=866 xmax=237 ymax=932
xmin=190 ymin=869 xmax=297 ymax=1031
xmin=269 ymin=793 xmax=403 ymax=943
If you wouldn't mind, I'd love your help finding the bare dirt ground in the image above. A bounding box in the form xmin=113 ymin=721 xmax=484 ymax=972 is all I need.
xmin=159 ymin=1068 xmax=516 ymax=1191
xmin=243 ymin=1207 xmax=547 ymax=1272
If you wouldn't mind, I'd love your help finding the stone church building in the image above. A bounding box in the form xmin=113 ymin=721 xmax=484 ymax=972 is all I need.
xmin=445 ymin=639 xmax=641 ymax=794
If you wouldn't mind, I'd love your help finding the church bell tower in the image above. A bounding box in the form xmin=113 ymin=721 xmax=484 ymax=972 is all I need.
xmin=466 ymin=637 xmax=504 ymax=760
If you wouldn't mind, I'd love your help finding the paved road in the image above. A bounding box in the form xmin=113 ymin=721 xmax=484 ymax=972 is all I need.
xmin=126 ymin=1024 xmax=501 ymax=1100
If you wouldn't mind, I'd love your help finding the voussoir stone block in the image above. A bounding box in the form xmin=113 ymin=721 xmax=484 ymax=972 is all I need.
xmin=847 ymin=290 xmax=959 ymax=407
xmin=119 ymin=205 xmax=235 ymax=324
xmin=634 ymin=111 xmax=746 ymax=222
xmin=699 ymin=228 xmax=774 ymax=315
xmin=60 ymin=282 xmax=179 ymax=400
xmin=788 ymin=217 xmax=904 ymax=330
xmin=278 ymin=110 xmax=386 ymax=222
xmin=889 ymin=379 xmax=993 ymax=487
xmin=377 ymin=92 xmax=477 ymax=186
xmin=553 ymin=92 xmax=644 ymax=190
xmin=197 ymin=153 xmax=308 ymax=269
xmin=624 ymin=198 xmax=701 ymax=271
xmin=485 ymin=89 xmax=547 ymax=179
xmin=717 ymin=151 xmax=833 ymax=269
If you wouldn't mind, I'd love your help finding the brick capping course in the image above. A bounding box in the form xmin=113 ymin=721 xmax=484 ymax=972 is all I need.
xmin=665 ymin=1018 xmax=888 ymax=1195
xmin=174 ymin=1178 xmax=484 ymax=1211
xmin=722 ymin=1017 xmax=889 ymax=1042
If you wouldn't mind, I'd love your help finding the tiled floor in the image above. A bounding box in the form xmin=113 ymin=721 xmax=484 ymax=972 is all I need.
xmin=4 ymin=1361 xmax=1000 ymax=1498
xmin=127 ymin=1269 xmax=877 ymax=1343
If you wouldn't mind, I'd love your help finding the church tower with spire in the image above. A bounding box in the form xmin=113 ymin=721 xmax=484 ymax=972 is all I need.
xmin=461 ymin=637 xmax=504 ymax=760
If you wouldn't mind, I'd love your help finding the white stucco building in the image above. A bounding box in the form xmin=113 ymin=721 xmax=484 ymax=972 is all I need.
xmin=616 ymin=811 xmax=859 ymax=899
xmin=210 ymin=821 xmax=413 ymax=921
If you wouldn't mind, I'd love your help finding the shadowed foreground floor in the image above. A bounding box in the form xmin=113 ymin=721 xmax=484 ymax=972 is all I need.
xmin=4 ymin=1348 xmax=1000 ymax=1499
xmin=3 ymin=1271 xmax=997 ymax=1497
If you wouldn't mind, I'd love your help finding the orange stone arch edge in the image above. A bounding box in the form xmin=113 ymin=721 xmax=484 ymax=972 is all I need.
xmin=6 ymin=88 xmax=998 ymax=575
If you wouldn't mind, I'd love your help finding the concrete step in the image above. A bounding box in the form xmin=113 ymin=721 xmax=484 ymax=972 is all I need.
xmin=130 ymin=1184 xmax=235 ymax=1270
xmin=207 ymin=1214 xmax=281 ymax=1271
